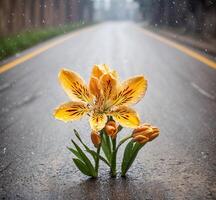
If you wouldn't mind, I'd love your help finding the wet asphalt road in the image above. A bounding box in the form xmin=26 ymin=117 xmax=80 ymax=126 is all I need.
xmin=0 ymin=22 xmax=216 ymax=200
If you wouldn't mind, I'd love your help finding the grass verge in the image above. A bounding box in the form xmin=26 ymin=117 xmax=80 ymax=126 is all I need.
xmin=0 ymin=22 xmax=92 ymax=61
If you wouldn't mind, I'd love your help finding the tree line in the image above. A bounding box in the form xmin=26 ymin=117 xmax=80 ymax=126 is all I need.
xmin=135 ymin=0 xmax=216 ymax=38
xmin=0 ymin=0 xmax=93 ymax=37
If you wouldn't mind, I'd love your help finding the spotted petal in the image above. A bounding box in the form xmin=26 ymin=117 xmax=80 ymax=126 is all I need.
xmin=54 ymin=102 xmax=89 ymax=122
xmin=111 ymin=75 xmax=147 ymax=106
xmin=89 ymin=112 xmax=107 ymax=131
xmin=59 ymin=68 xmax=93 ymax=103
xmin=89 ymin=76 xmax=101 ymax=97
xmin=110 ymin=106 xmax=140 ymax=128
xmin=100 ymin=73 xmax=117 ymax=102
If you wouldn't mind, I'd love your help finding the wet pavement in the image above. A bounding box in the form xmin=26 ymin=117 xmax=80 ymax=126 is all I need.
xmin=0 ymin=22 xmax=216 ymax=200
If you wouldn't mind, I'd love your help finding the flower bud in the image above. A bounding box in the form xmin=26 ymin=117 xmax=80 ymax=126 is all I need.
xmin=133 ymin=135 xmax=149 ymax=144
xmin=105 ymin=120 xmax=118 ymax=139
xmin=149 ymin=126 xmax=160 ymax=141
xmin=132 ymin=123 xmax=159 ymax=144
xmin=91 ymin=131 xmax=101 ymax=147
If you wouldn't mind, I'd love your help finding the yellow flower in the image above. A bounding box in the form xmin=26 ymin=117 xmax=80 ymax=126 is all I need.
xmin=91 ymin=131 xmax=101 ymax=147
xmin=132 ymin=123 xmax=160 ymax=144
xmin=54 ymin=64 xmax=147 ymax=131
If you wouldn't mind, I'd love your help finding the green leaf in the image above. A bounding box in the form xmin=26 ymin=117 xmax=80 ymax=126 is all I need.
xmin=73 ymin=158 xmax=93 ymax=177
xmin=67 ymin=147 xmax=83 ymax=160
xmin=125 ymin=143 xmax=144 ymax=174
xmin=74 ymin=129 xmax=109 ymax=164
xmin=71 ymin=130 xmax=110 ymax=174
xmin=87 ymin=149 xmax=110 ymax=167
xmin=121 ymin=141 xmax=134 ymax=175
xmin=73 ymin=129 xmax=97 ymax=161
xmin=101 ymin=133 xmax=112 ymax=163
xmin=71 ymin=140 xmax=96 ymax=177
xmin=121 ymin=141 xmax=146 ymax=176
xmin=73 ymin=129 xmax=82 ymax=142
xmin=73 ymin=129 xmax=89 ymax=151
xmin=85 ymin=149 xmax=97 ymax=162
xmin=104 ymin=132 xmax=112 ymax=151
xmin=117 ymin=125 xmax=123 ymax=133
xmin=132 ymin=142 xmax=144 ymax=155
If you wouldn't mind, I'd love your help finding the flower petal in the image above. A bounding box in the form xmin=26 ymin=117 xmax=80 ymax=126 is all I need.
xmin=59 ymin=68 xmax=93 ymax=103
xmin=91 ymin=64 xmax=105 ymax=78
xmin=89 ymin=112 xmax=107 ymax=131
xmin=89 ymin=76 xmax=101 ymax=97
xmin=91 ymin=64 xmax=118 ymax=79
xmin=110 ymin=106 xmax=140 ymax=128
xmin=54 ymin=102 xmax=89 ymax=122
xmin=133 ymin=135 xmax=149 ymax=144
xmin=100 ymin=73 xmax=117 ymax=102
xmin=111 ymin=75 xmax=147 ymax=106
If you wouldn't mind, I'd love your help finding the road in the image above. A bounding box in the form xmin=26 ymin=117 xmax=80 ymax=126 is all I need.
xmin=0 ymin=22 xmax=216 ymax=200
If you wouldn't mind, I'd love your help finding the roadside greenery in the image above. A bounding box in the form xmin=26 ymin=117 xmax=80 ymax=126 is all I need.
xmin=0 ymin=22 xmax=90 ymax=61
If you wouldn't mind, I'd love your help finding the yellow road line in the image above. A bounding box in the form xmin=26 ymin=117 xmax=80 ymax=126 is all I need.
xmin=139 ymin=27 xmax=216 ymax=70
xmin=0 ymin=36 xmax=73 ymax=74
xmin=0 ymin=26 xmax=94 ymax=74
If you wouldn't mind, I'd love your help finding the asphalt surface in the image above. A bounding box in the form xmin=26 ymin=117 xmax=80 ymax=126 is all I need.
xmin=0 ymin=22 xmax=216 ymax=200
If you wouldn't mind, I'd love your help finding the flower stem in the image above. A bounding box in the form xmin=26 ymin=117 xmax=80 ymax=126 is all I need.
xmin=116 ymin=135 xmax=132 ymax=151
xmin=95 ymin=131 xmax=103 ymax=176
xmin=95 ymin=146 xmax=101 ymax=174
xmin=110 ymin=138 xmax=117 ymax=177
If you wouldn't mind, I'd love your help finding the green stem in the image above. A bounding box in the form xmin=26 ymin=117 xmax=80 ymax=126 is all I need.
xmin=110 ymin=135 xmax=132 ymax=177
xmin=95 ymin=131 xmax=103 ymax=175
xmin=116 ymin=135 xmax=132 ymax=151
xmin=110 ymin=138 xmax=117 ymax=177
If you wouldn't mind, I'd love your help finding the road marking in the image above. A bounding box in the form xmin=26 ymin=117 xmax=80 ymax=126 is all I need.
xmin=0 ymin=26 xmax=95 ymax=74
xmin=139 ymin=28 xmax=216 ymax=70
xmin=0 ymin=35 xmax=76 ymax=74
xmin=191 ymin=82 xmax=215 ymax=100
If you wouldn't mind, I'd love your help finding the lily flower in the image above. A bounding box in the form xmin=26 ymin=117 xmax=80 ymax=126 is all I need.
xmin=54 ymin=64 xmax=147 ymax=131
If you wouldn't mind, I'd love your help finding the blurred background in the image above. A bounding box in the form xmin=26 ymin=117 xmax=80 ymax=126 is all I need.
xmin=0 ymin=0 xmax=216 ymax=61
